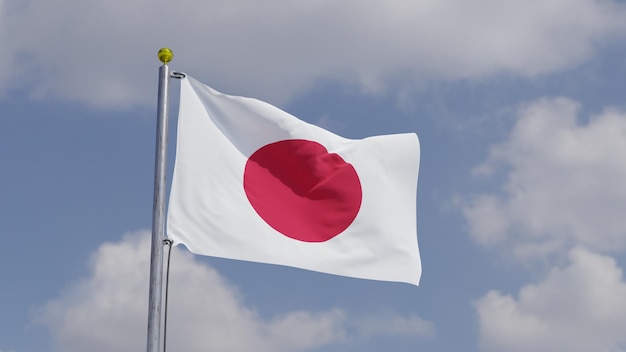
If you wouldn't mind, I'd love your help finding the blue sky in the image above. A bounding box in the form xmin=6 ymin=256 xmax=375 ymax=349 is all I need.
xmin=2 ymin=1 xmax=626 ymax=351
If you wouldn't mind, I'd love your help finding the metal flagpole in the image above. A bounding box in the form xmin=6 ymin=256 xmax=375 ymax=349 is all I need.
xmin=147 ymin=48 xmax=174 ymax=352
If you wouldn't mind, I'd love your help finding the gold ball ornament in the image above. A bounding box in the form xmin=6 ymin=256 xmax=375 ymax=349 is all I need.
xmin=158 ymin=48 xmax=173 ymax=64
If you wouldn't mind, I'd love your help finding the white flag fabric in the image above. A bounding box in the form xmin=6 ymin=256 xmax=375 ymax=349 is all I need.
xmin=166 ymin=75 xmax=422 ymax=286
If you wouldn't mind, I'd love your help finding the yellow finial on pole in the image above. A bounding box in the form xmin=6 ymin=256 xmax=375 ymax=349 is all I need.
xmin=158 ymin=48 xmax=174 ymax=64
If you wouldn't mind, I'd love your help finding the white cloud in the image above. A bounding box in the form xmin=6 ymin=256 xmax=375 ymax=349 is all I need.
xmin=36 ymin=231 xmax=432 ymax=352
xmin=475 ymin=247 xmax=626 ymax=352
xmin=462 ymin=98 xmax=626 ymax=257
xmin=1 ymin=0 xmax=625 ymax=107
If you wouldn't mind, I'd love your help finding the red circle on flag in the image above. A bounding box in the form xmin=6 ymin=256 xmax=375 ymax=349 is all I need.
xmin=243 ymin=139 xmax=362 ymax=242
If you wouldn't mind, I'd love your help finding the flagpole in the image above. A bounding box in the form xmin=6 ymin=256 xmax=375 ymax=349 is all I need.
xmin=147 ymin=48 xmax=174 ymax=352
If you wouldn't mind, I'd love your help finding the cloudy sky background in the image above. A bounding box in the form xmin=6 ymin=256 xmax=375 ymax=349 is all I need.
xmin=2 ymin=0 xmax=626 ymax=351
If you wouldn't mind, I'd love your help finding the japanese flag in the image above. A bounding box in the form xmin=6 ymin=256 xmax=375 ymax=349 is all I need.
xmin=166 ymin=76 xmax=422 ymax=286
